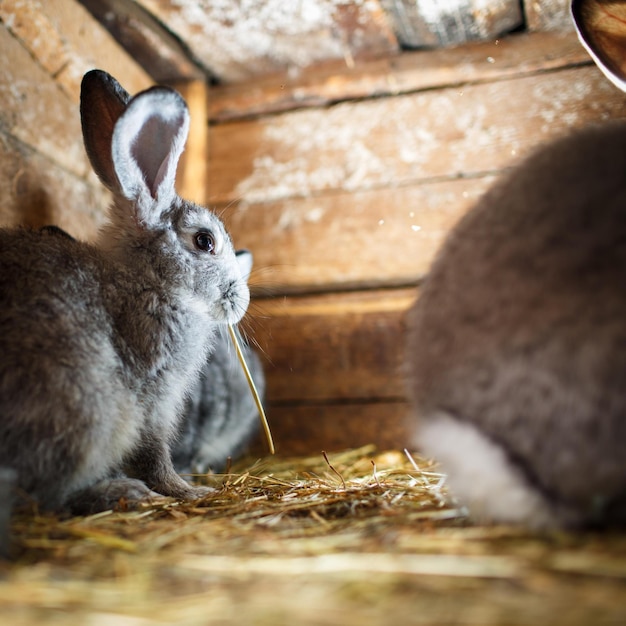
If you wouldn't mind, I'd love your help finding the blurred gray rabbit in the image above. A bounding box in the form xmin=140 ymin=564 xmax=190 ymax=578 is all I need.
xmin=406 ymin=120 xmax=626 ymax=529
xmin=171 ymin=250 xmax=265 ymax=475
xmin=0 ymin=70 xmax=250 ymax=518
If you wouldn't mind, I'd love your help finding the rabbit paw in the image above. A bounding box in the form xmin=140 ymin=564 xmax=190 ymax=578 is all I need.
xmin=66 ymin=477 xmax=161 ymax=515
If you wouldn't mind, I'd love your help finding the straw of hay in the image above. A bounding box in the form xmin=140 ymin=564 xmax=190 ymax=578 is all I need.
xmin=3 ymin=445 xmax=626 ymax=625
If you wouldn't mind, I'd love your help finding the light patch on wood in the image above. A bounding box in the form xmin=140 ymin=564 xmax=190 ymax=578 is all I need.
xmin=257 ymin=288 xmax=416 ymax=316
xmin=381 ymin=0 xmax=523 ymax=47
xmin=210 ymin=66 xmax=624 ymax=206
xmin=136 ymin=0 xmax=397 ymax=82
xmin=208 ymin=31 xmax=591 ymax=121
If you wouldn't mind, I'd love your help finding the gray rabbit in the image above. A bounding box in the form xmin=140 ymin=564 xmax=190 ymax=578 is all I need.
xmin=172 ymin=250 xmax=265 ymax=475
xmin=32 ymin=229 xmax=265 ymax=476
xmin=406 ymin=120 xmax=626 ymax=529
xmin=0 ymin=70 xmax=250 ymax=516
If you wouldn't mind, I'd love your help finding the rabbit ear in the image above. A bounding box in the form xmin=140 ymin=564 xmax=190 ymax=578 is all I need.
xmin=81 ymin=70 xmax=131 ymax=191
xmin=235 ymin=250 xmax=253 ymax=282
xmin=571 ymin=0 xmax=626 ymax=92
xmin=111 ymin=86 xmax=189 ymax=224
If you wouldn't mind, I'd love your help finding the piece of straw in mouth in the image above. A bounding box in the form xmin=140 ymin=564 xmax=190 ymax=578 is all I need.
xmin=228 ymin=324 xmax=275 ymax=454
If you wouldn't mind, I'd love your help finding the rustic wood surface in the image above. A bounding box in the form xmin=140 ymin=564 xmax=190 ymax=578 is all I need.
xmin=0 ymin=0 xmax=151 ymax=103
xmin=0 ymin=25 xmax=92 ymax=180
xmin=0 ymin=23 xmax=108 ymax=236
xmin=250 ymin=288 xmax=415 ymax=402
xmin=175 ymin=80 xmax=211 ymax=205
xmin=380 ymin=0 xmax=522 ymax=47
xmin=526 ymin=0 xmax=574 ymax=31
xmin=79 ymin=0 xmax=205 ymax=82
xmin=213 ymin=30 xmax=626 ymax=452
xmin=226 ymin=177 xmax=495 ymax=293
xmin=241 ymin=288 xmax=417 ymax=453
xmin=208 ymin=65 xmax=625 ymax=207
xmin=134 ymin=0 xmax=399 ymax=83
xmin=209 ymin=31 xmax=591 ymax=121
xmin=0 ymin=2 xmax=150 ymax=237
xmin=0 ymin=133 xmax=110 ymax=238
xmin=214 ymin=60 xmax=625 ymax=293
xmin=252 ymin=402 xmax=414 ymax=455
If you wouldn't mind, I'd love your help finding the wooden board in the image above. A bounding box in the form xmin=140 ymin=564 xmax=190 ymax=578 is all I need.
xmin=224 ymin=176 xmax=494 ymax=293
xmin=0 ymin=24 xmax=94 ymax=179
xmin=213 ymin=61 xmax=625 ymax=293
xmin=0 ymin=0 xmax=151 ymax=103
xmin=250 ymin=401 xmax=414 ymax=455
xmin=175 ymin=80 xmax=211 ymax=205
xmin=0 ymin=133 xmax=109 ymax=239
xmin=0 ymin=2 xmax=150 ymax=239
xmin=208 ymin=31 xmax=591 ymax=121
xmin=135 ymin=0 xmax=399 ymax=83
xmin=249 ymin=288 xmax=416 ymax=404
xmin=78 ymin=0 xmax=205 ymax=82
xmin=207 ymin=65 xmax=625 ymax=207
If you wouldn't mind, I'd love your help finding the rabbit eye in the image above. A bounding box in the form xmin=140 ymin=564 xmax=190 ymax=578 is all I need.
xmin=194 ymin=231 xmax=216 ymax=254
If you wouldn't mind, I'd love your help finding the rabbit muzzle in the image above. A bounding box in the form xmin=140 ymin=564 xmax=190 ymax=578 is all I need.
xmin=214 ymin=278 xmax=250 ymax=324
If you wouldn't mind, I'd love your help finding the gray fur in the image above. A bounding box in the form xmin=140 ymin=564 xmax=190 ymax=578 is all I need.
xmin=406 ymin=121 xmax=626 ymax=529
xmin=0 ymin=70 xmax=250 ymax=515
xmin=172 ymin=327 xmax=264 ymax=474
xmin=172 ymin=251 xmax=265 ymax=475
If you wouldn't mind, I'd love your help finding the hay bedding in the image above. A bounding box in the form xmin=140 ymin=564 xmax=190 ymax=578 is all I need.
xmin=1 ymin=445 xmax=626 ymax=625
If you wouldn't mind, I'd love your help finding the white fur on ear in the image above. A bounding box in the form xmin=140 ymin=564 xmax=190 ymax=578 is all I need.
xmin=111 ymin=88 xmax=190 ymax=223
xmin=235 ymin=250 xmax=253 ymax=282
xmin=417 ymin=412 xmax=559 ymax=528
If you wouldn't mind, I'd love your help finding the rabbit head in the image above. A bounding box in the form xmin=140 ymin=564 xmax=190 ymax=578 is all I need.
xmin=81 ymin=70 xmax=249 ymax=327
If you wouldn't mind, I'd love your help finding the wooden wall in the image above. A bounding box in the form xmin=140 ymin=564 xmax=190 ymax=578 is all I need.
xmin=0 ymin=0 xmax=150 ymax=239
xmin=210 ymin=30 xmax=626 ymax=455
xmin=1 ymin=0 xmax=625 ymax=458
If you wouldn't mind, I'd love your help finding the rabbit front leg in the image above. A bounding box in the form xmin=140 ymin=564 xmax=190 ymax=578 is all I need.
xmin=126 ymin=437 xmax=214 ymax=501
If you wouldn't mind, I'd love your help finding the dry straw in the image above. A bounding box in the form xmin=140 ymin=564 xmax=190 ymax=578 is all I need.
xmin=4 ymin=446 xmax=626 ymax=624
xmin=228 ymin=323 xmax=275 ymax=454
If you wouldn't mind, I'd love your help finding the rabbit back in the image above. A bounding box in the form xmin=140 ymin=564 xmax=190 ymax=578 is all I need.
xmin=407 ymin=121 xmax=626 ymax=527
xmin=0 ymin=228 xmax=141 ymax=509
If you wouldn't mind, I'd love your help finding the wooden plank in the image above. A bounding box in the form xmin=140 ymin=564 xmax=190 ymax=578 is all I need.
xmin=78 ymin=0 xmax=205 ymax=82
xmin=246 ymin=288 xmax=416 ymax=403
xmin=208 ymin=64 xmax=626 ymax=205
xmin=0 ymin=133 xmax=109 ymax=240
xmin=224 ymin=177 xmax=494 ymax=293
xmin=380 ymin=0 xmax=522 ymax=48
xmin=248 ymin=402 xmax=414 ymax=456
xmin=175 ymin=80 xmax=211 ymax=205
xmin=0 ymin=0 xmax=151 ymax=103
xmin=0 ymin=24 xmax=93 ymax=179
xmin=209 ymin=31 xmax=591 ymax=121
xmin=135 ymin=0 xmax=398 ymax=83
xmin=526 ymin=0 xmax=574 ymax=32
